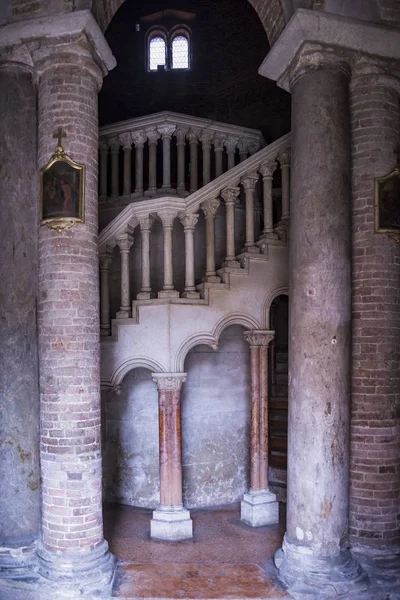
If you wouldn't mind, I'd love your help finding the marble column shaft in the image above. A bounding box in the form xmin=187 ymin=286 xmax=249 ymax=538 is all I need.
xmin=202 ymin=198 xmax=220 ymax=282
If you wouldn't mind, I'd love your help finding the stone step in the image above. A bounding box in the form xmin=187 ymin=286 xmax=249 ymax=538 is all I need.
xmin=275 ymin=362 xmax=288 ymax=374
xmin=270 ymin=437 xmax=287 ymax=452
xmin=275 ymin=352 xmax=288 ymax=363
xmin=271 ymin=384 xmax=288 ymax=397
xmin=269 ymin=398 xmax=288 ymax=410
xmin=275 ymin=373 xmax=288 ymax=385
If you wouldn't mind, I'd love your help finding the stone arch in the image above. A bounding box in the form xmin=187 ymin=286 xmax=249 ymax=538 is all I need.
xmin=91 ymin=0 xmax=289 ymax=47
xmin=106 ymin=355 xmax=166 ymax=390
xmin=263 ymin=286 xmax=289 ymax=328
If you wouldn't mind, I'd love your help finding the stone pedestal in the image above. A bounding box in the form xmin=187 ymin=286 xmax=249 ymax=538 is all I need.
xmin=241 ymin=490 xmax=279 ymax=527
xmin=150 ymin=506 xmax=193 ymax=542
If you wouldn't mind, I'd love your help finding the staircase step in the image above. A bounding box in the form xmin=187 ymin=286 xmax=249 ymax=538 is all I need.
xmin=269 ymin=398 xmax=288 ymax=410
xmin=271 ymin=385 xmax=288 ymax=397
xmin=275 ymin=362 xmax=288 ymax=374
xmin=276 ymin=352 xmax=288 ymax=363
xmin=269 ymin=454 xmax=287 ymax=469
xmin=275 ymin=373 xmax=288 ymax=385
xmin=270 ymin=437 xmax=287 ymax=451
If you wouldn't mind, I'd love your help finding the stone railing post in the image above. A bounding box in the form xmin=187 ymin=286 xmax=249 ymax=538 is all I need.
xmin=259 ymin=160 xmax=276 ymax=237
xmin=99 ymin=140 xmax=109 ymax=199
xmin=199 ymin=131 xmax=214 ymax=185
xmin=158 ymin=211 xmax=179 ymax=298
xmin=241 ymin=172 xmax=260 ymax=253
xmin=201 ymin=198 xmax=221 ymax=283
xmin=158 ymin=124 xmax=176 ymax=193
xmin=187 ymin=129 xmax=199 ymax=193
xmin=221 ymin=187 xmax=240 ymax=267
xmin=146 ymin=128 xmax=160 ymax=194
xmin=119 ymin=132 xmax=132 ymax=197
xmin=137 ymin=216 xmax=154 ymax=300
xmin=225 ymin=136 xmax=239 ymax=170
xmin=213 ymin=136 xmax=225 ymax=178
xmin=241 ymin=330 xmax=278 ymax=527
xmin=100 ymin=248 xmax=113 ymax=336
xmin=180 ymin=212 xmax=200 ymax=298
xmin=176 ymin=127 xmax=188 ymax=195
xmin=150 ymin=373 xmax=193 ymax=541
xmin=116 ymin=228 xmax=134 ymax=318
xmin=109 ymin=136 xmax=120 ymax=199
xmin=278 ymin=149 xmax=291 ymax=219
xmin=132 ymin=130 xmax=147 ymax=196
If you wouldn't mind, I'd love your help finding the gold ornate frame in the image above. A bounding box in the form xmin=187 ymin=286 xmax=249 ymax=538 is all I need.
xmin=374 ymin=168 xmax=400 ymax=242
xmin=40 ymin=144 xmax=85 ymax=233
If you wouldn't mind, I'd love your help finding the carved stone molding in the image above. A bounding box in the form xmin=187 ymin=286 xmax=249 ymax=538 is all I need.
xmin=152 ymin=373 xmax=187 ymax=391
xmin=244 ymin=330 xmax=275 ymax=347
xmin=201 ymin=197 xmax=220 ymax=219
xmin=221 ymin=187 xmax=240 ymax=204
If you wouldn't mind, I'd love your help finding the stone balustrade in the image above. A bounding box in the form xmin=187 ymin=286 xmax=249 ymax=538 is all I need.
xmin=98 ymin=111 xmax=265 ymax=203
xmin=99 ymin=132 xmax=291 ymax=335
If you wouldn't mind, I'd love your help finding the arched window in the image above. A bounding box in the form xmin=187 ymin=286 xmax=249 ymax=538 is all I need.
xmin=171 ymin=35 xmax=189 ymax=70
xmin=149 ymin=36 xmax=166 ymax=71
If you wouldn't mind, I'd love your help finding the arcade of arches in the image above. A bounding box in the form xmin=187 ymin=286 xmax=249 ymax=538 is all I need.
xmin=0 ymin=0 xmax=399 ymax=599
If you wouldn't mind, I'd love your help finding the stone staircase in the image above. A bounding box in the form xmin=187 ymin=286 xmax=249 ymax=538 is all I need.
xmin=269 ymin=350 xmax=288 ymax=502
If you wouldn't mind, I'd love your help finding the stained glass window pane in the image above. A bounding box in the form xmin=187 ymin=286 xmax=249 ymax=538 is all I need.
xmin=172 ymin=36 xmax=189 ymax=69
xmin=149 ymin=37 xmax=166 ymax=71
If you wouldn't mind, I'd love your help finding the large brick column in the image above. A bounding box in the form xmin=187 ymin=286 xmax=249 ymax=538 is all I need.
xmin=33 ymin=12 xmax=116 ymax=592
xmin=350 ymin=59 xmax=400 ymax=558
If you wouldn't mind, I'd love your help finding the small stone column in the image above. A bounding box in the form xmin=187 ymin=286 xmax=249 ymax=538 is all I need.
xmin=132 ymin=130 xmax=146 ymax=195
xmin=100 ymin=248 xmax=113 ymax=336
xmin=158 ymin=124 xmax=176 ymax=193
xmin=109 ymin=136 xmax=120 ymax=199
xmin=158 ymin=211 xmax=179 ymax=298
xmin=221 ymin=187 xmax=240 ymax=267
xmin=151 ymin=373 xmax=193 ymax=541
xmin=214 ymin=136 xmax=225 ymax=178
xmin=176 ymin=127 xmax=188 ymax=195
xmin=119 ymin=133 xmax=132 ymax=198
xmin=241 ymin=330 xmax=278 ymax=527
xmin=278 ymin=149 xmax=291 ymax=219
xmin=201 ymin=198 xmax=221 ymax=283
xmin=199 ymin=131 xmax=213 ymax=185
xmin=187 ymin=129 xmax=199 ymax=193
xmin=137 ymin=216 xmax=154 ymax=300
xmin=99 ymin=140 xmax=109 ymax=200
xmin=225 ymin=136 xmax=239 ymax=170
xmin=259 ymin=160 xmax=277 ymax=240
xmin=238 ymin=139 xmax=250 ymax=163
xmin=180 ymin=212 xmax=200 ymax=298
xmin=241 ymin=172 xmax=260 ymax=253
xmin=146 ymin=128 xmax=160 ymax=194
xmin=116 ymin=229 xmax=134 ymax=318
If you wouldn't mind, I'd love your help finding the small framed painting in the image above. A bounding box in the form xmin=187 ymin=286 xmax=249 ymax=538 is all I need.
xmin=40 ymin=145 xmax=85 ymax=232
xmin=374 ymin=168 xmax=400 ymax=240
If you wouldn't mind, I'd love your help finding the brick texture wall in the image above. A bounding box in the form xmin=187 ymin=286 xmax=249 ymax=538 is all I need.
xmin=349 ymin=71 xmax=400 ymax=553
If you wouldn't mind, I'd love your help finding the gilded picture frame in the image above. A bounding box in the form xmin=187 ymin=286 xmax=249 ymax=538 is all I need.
xmin=374 ymin=168 xmax=400 ymax=242
xmin=40 ymin=145 xmax=85 ymax=233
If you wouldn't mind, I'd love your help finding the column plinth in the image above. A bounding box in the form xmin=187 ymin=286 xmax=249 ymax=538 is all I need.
xmin=151 ymin=373 xmax=193 ymax=541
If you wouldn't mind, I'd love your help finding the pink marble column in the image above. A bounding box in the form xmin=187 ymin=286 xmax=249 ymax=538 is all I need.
xmin=151 ymin=373 xmax=193 ymax=541
xmin=241 ymin=330 xmax=278 ymax=527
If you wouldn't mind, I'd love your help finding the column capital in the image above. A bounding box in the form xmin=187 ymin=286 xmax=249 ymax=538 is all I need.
xmin=213 ymin=135 xmax=226 ymax=151
xmin=199 ymin=130 xmax=214 ymax=147
xmin=187 ymin=128 xmax=200 ymax=144
xmin=108 ymin=136 xmax=120 ymax=153
xmin=132 ymin=130 xmax=147 ymax=147
xmin=179 ymin=212 xmax=199 ymax=231
xmin=116 ymin=229 xmax=134 ymax=252
xmin=99 ymin=140 xmax=109 ymax=153
xmin=244 ymin=330 xmax=275 ymax=347
xmin=138 ymin=215 xmax=154 ymax=231
xmin=221 ymin=187 xmax=240 ymax=205
xmin=237 ymin=138 xmax=252 ymax=155
xmin=158 ymin=124 xmax=176 ymax=139
xmin=176 ymin=127 xmax=188 ymax=144
xmin=278 ymin=149 xmax=291 ymax=168
xmin=241 ymin=171 xmax=259 ymax=190
xmin=119 ymin=132 xmax=132 ymax=149
xmin=225 ymin=136 xmax=240 ymax=153
xmin=350 ymin=55 xmax=400 ymax=93
xmin=145 ymin=128 xmax=160 ymax=144
xmin=152 ymin=373 xmax=187 ymax=391
xmin=158 ymin=210 xmax=177 ymax=229
xmin=99 ymin=247 xmax=113 ymax=270
xmin=248 ymin=141 xmax=261 ymax=156
xmin=201 ymin=197 xmax=220 ymax=219
xmin=259 ymin=160 xmax=276 ymax=178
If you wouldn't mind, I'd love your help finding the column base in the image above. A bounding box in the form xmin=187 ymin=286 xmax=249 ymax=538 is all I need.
xmin=137 ymin=291 xmax=152 ymax=300
xmin=275 ymin=535 xmax=369 ymax=597
xmin=223 ymin=259 xmax=241 ymax=268
xmin=150 ymin=506 xmax=193 ymax=541
xmin=116 ymin=309 xmax=131 ymax=318
xmin=243 ymin=244 xmax=260 ymax=254
xmin=202 ymin=275 xmax=221 ymax=283
xmin=0 ymin=542 xmax=37 ymax=578
xmin=37 ymin=540 xmax=115 ymax=595
xmin=181 ymin=290 xmax=200 ymax=299
xmin=241 ymin=490 xmax=279 ymax=527
xmin=160 ymin=187 xmax=177 ymax=195
xmin=158 ymin=289 xmax=179 ymax=298
xmin=100 ymin=326 xmax=111 ymax=337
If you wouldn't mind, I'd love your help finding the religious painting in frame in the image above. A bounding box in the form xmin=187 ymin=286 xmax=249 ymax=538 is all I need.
xmin=40 ymin=140 xmax=85 ymax=233
xmin=374 ymin=167 xmax=400 ymax=241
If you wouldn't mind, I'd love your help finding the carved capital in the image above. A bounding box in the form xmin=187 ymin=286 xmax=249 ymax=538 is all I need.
xmin=176 ymin=127 xmax=188 ymax=144
xmin=237 ymin=138 xmax=251 ymax=154
xmin=278 ymin=148 xmax=291 ymax=168
xmin=145 ymin=128 xmax=160 ymax=144
xmin=225 ymin=136 xmax=240 ymax=153
xmin=152 ymin=372 xmax=187 ymax=392
xmin=201 ymin=197 xmax=220 ymax=219
xmin=139 ymin=216 xmax=154 ymax=231
xmin=248 ymin=141 xmax=261 ymax=155
xmin=108 ymin=136 xmax=120 ymax=153
xmin=158 ymin=124 xmax=176 ymax=139
xmin=180 ymin=212 xmax=199 ymax=230
xmin=116 ymin=229 xmax=134 ymax=252
xmin=158 ymin=210 xmax=177 ymax=229
xmin=132 ymin=130 xmax=147 ymax=147
xmin=244 ymin=330 xmax=275 ymax=347
xmin=99 ymin=247 xmax=113 ymax=270
xmin=119 ymin=132 xmax=132 ymax=149
xmin=259 ymin=160 xmax=276 ymax=178
xmin=187 ymin=128 xmax=200 ymax=144
xmin=221 ymin=187 xmax=240 ymax=205
xmin=241 ymin=171 xmax=259 ymax=190
xmin=213 ymin=136 xmax=226 ymax=151
xmin=199 ymin=130 xmax=214 ymax=147
xmin=99 ymin=140 xmax=109 ymax=153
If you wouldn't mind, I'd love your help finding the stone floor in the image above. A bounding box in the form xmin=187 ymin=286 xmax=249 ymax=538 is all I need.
xmin=0 ymin=503 xmax=399 ymax=600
